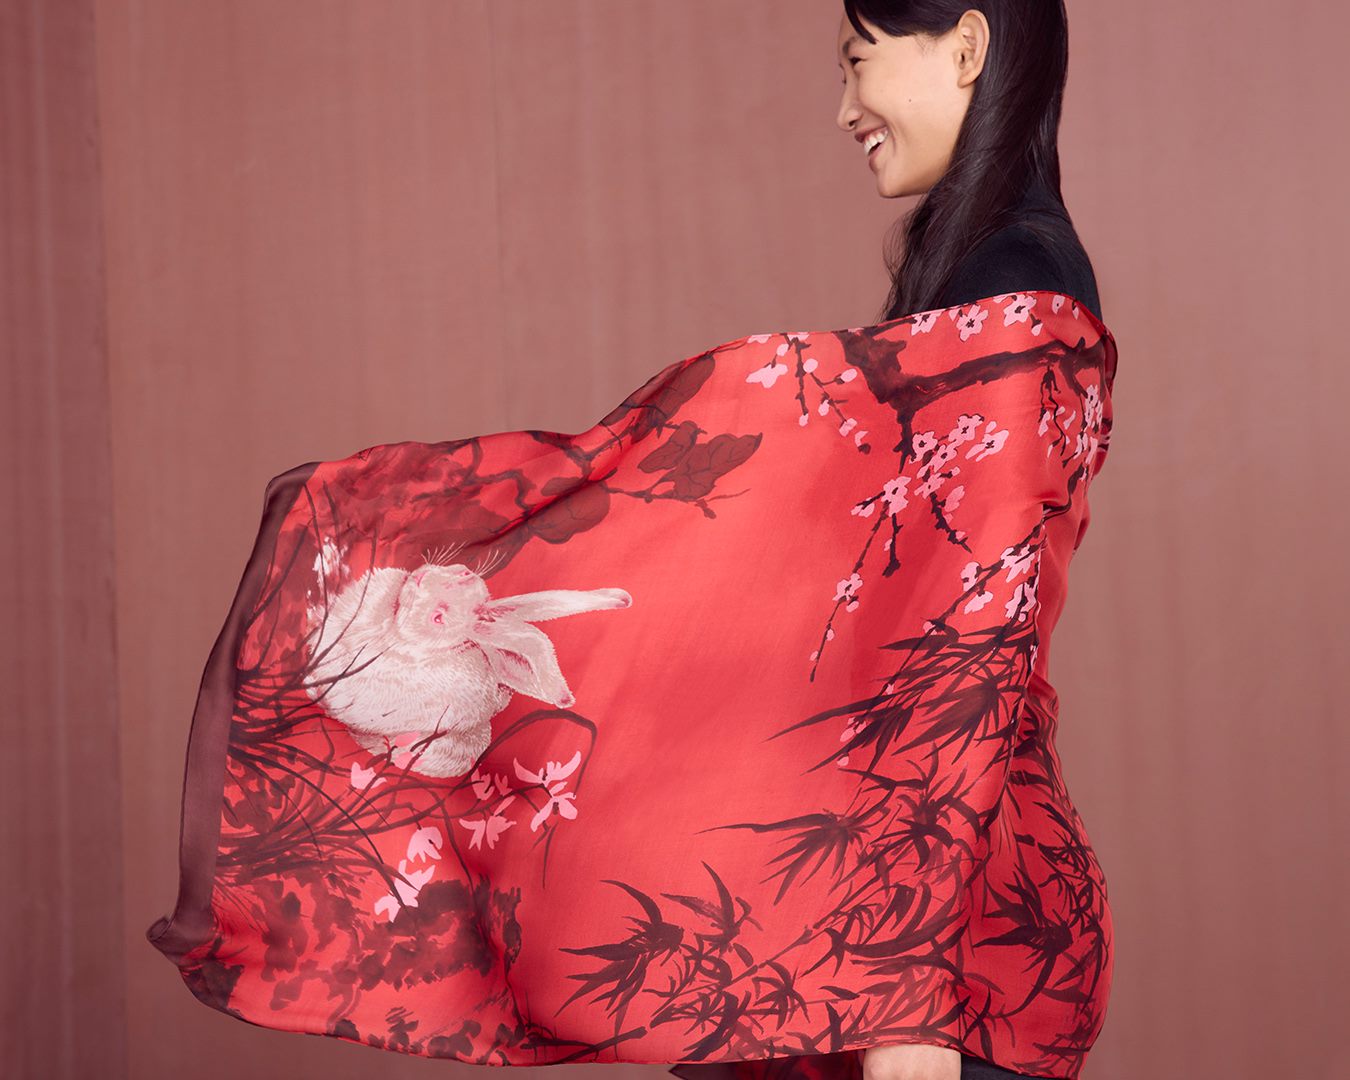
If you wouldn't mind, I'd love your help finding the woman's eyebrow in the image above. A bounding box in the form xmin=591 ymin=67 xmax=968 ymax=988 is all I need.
xmin=839 ymin=32 xmax=863 ymax=58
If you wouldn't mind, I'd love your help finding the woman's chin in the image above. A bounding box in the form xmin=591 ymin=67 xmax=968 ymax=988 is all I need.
xmin=875 ymin=171 xmax=924 ymax=200
xmin=874 ymin=174 xmax=904 ymax=198
xmin=869 ymin=159 xmax=903 ymax=197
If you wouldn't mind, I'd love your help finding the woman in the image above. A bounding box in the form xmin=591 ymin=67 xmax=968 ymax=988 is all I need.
xmin=147 ymin=3 xmax=1116 ymax=1078
xmin=836 ymin=4 xmax=1103 ymax=1080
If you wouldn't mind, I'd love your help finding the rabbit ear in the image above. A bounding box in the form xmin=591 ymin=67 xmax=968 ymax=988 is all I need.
xmin=473 ymin=616 xmax=575 ymax=708
xmin=480 ymin=587 xmax=631 ymax=624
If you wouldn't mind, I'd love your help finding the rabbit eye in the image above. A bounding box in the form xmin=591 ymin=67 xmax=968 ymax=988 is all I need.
xmin=433 ymin=612 xmax=444 ymax=624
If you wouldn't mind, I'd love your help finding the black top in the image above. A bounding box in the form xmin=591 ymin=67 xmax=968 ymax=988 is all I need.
xmin=936 ymin=178 xmax=1102 ymax=322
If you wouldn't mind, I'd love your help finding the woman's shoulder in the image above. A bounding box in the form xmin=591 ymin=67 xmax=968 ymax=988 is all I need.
xmin=938 ymin=220 xmax=1102 ymax=321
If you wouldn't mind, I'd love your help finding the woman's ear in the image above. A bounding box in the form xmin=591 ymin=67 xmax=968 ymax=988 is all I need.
xmin=951 ymin=9 xmax=991 ymax=89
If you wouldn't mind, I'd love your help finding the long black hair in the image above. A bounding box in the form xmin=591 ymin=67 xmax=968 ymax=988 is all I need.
xmin=843 ymin=0 xmax=1087 ymax=321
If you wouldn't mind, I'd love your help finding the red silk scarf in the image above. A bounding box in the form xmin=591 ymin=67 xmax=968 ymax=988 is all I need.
xmin=148 ymin=289 xmax=1118 ymax=1079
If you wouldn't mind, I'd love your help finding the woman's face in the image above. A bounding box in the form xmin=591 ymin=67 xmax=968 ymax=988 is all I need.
xmin=835 ymin=12 xmax=989 ymax=198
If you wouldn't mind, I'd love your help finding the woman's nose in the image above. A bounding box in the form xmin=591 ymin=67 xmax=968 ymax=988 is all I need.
xmin=837 ymin=94 xmax=860 ymax=132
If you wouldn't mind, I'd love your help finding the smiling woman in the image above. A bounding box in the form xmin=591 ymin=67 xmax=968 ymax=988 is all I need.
xmin=835 ymin=1 xmax=1103 ymax=331
xmin=144 ymin=5 xmax=1117 ymax=1080
xmin=824 ymin=3 xmax=1113 ymax=1080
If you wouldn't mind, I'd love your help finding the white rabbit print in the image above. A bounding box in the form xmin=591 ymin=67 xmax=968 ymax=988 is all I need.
xmin=302 ymin=544 xmax=632 ymax=779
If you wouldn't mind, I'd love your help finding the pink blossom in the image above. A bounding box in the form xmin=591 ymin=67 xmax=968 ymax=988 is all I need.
xmin=948 ymin=414 xmax=980 ymax=444
xmin=407 ymin=825 xmax=444 ymax=863
xmin=1006 ymin=578 xmax=1039 ymax=623
xmin=966 ymin=421 xmax=1009 ymax=461
xmin=458 ymin=806 xmax=517 ymax=851
xmin=881 ymin=475 xmax=911 ymax=516
xmin=920 ymin=442 xmax=957 ymax=477
xmin=915 ymin=472 xmax=947 ymax=499
xmin=529 ymin=791 xmax=576 ymax=832
xmin=1001 ymin=293 xmax=1037 ymax=326
xmin=834 ymin=572 xmax=863 ymax=604
xmin=1000 ymin=541 xmax=1038 ymax=582
xmin=469 ymin=766 xmax=511 ymax=803
xmin=746 ymin=361 xmax=790 ymax=389
xmin=373 ymin=857 xmax=437 ymax=922
xmin=910 ymin=311 xmax=940 ymax=335
xmin=515 ymin=750 xmax=582 ymax=832
xmin=912 ymin=429 xmax=938 ymax=457
xmin=955 ymin=304 xmax=989 ymax=341
xmin=349 ymin=762 xmax=387 ymax=792
xmin=960 ymin=560 xmax=994 ymax=614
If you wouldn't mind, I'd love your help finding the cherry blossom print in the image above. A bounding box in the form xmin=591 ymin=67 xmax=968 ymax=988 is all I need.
xmin=407 ymin=825 xmax=444 ymax=863
xmin=743 ymin=335 xmax=873 ymax=447
xmin=1006 ymin=570 xmax=1041 ymax=623
xmin=469 ymin=765 xmax=513 ymax=803
xmin=967 ymin=419 xmax=1011 ymax=462
xmin=458 ymin=800 xmax=518 ymax=851
xmin=1083 ymin=381 xmax=1104 ymax=430
xmin=833 ymin=571 xmax=864 ymax=611
xmin=953 ymin=302 xmax=990 ymax=340
xmin=910 ymin=309 xmax=941 ymax=335
xmin=960 ymin=559 xmax=995 ymax=614
xmin=745 ymin=359 xmax=790 ymax=389
xmin=373 ymin=828 xmax=444 ymax=922
xmin=148 ymin=290 xmax=1118 ymax=1080
xmin=514 ymin=750 xmax=582 ymax=832
xmin=1000 ymin=538 xmax=1039 ymax=582
xmin=881 ymin=474 xmax=912 ymax=516
xmin=349 ymin=761 xmax=387 ymax=792
xmin=999 ymin=292 xmax=1044 ymax=336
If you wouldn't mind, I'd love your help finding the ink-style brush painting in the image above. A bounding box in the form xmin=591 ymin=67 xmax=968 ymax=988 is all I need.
xmin=148 ymin=289 xmax=1117 ymax=1080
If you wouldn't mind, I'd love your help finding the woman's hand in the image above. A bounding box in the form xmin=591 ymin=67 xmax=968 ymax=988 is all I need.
xmin=861 ymin=1042 xmax=961 ymax=1080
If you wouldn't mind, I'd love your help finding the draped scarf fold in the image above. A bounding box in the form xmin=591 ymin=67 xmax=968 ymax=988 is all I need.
xmin=148 ymin=289 xmax=1118 ymax=1079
